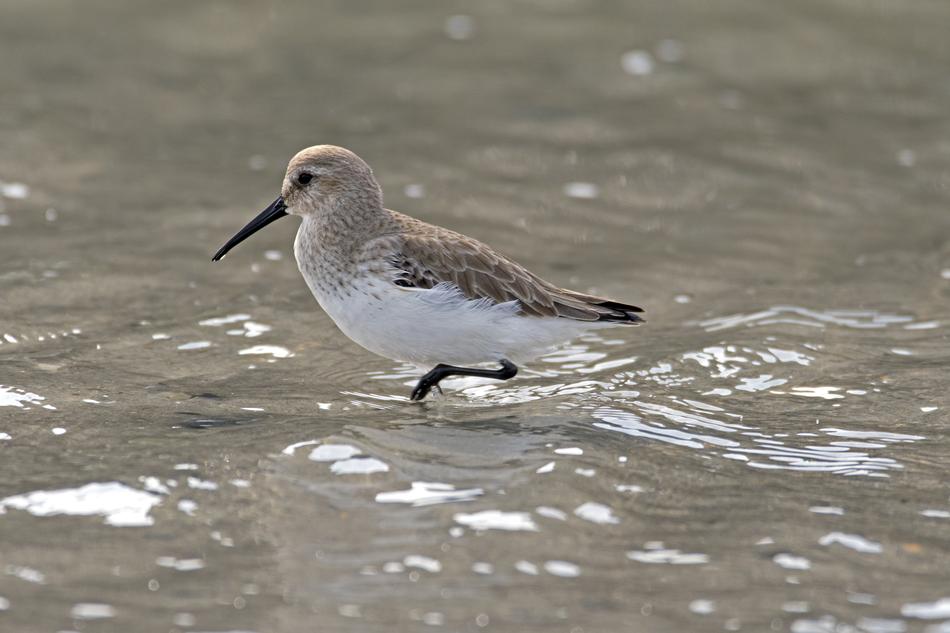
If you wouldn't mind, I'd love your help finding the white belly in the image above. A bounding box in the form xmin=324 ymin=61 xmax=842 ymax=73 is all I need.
xmin=292 ymin=221 xmax=609 ymax=367
xmin=302 ymin=275 xmax=602 ymax=367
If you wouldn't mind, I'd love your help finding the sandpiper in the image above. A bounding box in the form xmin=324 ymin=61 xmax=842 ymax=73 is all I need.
xmin=213 ymin=145 xmax=644 ymax=400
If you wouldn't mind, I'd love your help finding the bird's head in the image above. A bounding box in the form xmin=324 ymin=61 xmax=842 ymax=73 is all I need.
xmin=212 ymin=145 xmax=382 ymax=262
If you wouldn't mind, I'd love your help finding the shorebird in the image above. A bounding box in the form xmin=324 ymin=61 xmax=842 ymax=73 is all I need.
xmin=212 ymin=145 xmax=643 ymax=400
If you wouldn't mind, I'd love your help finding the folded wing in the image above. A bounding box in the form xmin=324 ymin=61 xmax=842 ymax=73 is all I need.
xmin=382 ymin=213 xmax=644 ymax=324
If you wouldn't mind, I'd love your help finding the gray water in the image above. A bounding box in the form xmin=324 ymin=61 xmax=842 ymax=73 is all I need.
xmin=2 ymin=1 xmax=950 ymax=632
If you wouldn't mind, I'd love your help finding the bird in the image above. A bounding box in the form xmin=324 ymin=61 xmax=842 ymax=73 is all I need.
xmin=212 ymin=145 xmax=644 ymax=401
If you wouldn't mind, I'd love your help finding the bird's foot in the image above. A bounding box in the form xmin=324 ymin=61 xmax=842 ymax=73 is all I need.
xmin=410 ymin=376 xmax=439 ymax=401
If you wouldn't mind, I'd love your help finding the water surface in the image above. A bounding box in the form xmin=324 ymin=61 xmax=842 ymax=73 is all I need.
xmin=2 ymin=1 xmax=950 ymax=632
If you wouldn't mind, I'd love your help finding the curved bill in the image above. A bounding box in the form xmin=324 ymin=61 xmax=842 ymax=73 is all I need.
xmin=212 ymin=196 xmax=287 ymax=262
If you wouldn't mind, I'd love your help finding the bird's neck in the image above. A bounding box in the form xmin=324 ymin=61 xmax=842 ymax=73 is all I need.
xmin=298 ymin=197 xmax=394 ymax=262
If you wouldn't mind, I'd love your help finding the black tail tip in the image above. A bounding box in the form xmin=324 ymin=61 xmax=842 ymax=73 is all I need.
xmin=594 ymin=300 xmax=645 ymax=324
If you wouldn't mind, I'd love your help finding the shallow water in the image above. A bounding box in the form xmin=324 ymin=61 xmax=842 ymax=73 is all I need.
xmin=2 ymin=1 xmax=950 ymax=632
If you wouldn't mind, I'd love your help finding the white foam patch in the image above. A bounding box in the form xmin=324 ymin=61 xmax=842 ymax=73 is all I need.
xmin=186 ymin=477 xmax=218 ymax=491
xmin=621 ymin=50 xmax=655 ymax=76
xmin=239 ymin=345 xmax=293 ymax=358
xmin=690 ymin=600 xmax=715 ymax=615
xmin=535 ymin=506 xmax=567 ymax=521
xmin=403 ymin=555 xmax=441 ymax=573
xmin=177 ymin=341 xmax=211 ymax=350
xmin=789 ymin=386 xmax=844 ymax=400
xmin=768 ymin=348 xmax=813 ymax=365
xmin=139 ymin=476 xmax=170 ymax=495
xmin=199 ymin=314 xmax=251 ymax=326
xmin=472 ymin=562 xmax=493 ymax=575
xmin=1 ymin=482 xmax=159 ymax=527
xmin=627 ymin=548 xmax=709 ymax=565
xmin=615 ymin=484 xmax=643 ymax=493
xmin=1 ymin=182 xmax=29 ymax=199
xmin=156 ymin=557 xmax=205 ymax=572
xmin=453 ymin=510 xmax=538 ymax=532
xmin=375 ymin=482 xmax=483 ymax=507
xmin=554 ymin=447 xmax=583 ymax=455
xmin=822 ymin=428 xmax=923 ymax=442
xmin=514 ymin=560 xmax=539 ymax=575
xmin=735 ymin=374 xmax=787 ymax=392
xmin=905 ymin=321 xmax=939 ymax=330
xmin=241 ymin=322 xmax=271 ymax=337
xmin=563 ymin=182 xmax=600 ymax=199
xmin=544 ymin=560 xmax=580 ymax=577
xmin=174 ymin=614 xmax=197 ymax=627
xmin=227 ymin=321 xmax=272 ymax=338
xmin=773 ymin=553 xmax=811 ymax=570
xmin=574 ymin=502 xmax=620 ymax=524
xmin=5 ymin=565 xmax=45 ymax=584
xmin=0 ymin=385 xmax=46 ymax=408
xmin=309 ymin=444 xmax=361 ymax=462
xmin=282 ymin=439 xmax=319 ymax=456
xmin=329 ymin=457 xmax=389 ymax=475
xmin=818 ymin=532 xmax=882 ymax=554
xmin=71 ymin=603 xmax=115 ymax=619
xmin=902 ymin=598 xmax=950 ymax=619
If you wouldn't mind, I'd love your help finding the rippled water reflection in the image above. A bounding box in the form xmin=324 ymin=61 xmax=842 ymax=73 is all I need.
xmin=3 ymin=0 xmax=950 ymax=632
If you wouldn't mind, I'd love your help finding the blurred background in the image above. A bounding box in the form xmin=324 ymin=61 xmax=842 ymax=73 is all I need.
xmin=1 ymin=1 xmax=949 ymax=632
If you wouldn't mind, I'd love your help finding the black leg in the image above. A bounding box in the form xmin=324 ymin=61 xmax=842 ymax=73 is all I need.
xmin=410 ymin=359 xmax=518 ymax=401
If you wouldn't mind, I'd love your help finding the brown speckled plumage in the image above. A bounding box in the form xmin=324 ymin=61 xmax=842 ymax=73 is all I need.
xmin=280 ymin=146 xmax=643 ymax=325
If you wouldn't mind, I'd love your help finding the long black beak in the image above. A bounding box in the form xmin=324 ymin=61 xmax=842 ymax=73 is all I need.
xmin=211 ymin=196 xmax=288 ymax=262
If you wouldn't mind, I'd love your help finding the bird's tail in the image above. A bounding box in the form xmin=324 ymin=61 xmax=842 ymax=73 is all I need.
xmin=554 ymin=289 xmax=645 ymax=324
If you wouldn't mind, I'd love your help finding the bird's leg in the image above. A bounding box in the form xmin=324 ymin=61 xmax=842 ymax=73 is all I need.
xmin=410 ymin=359 xmax=518 ymax=401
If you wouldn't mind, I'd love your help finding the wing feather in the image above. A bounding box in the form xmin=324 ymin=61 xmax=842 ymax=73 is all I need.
xmin=377 ymin=212 xmax=644 ymax=324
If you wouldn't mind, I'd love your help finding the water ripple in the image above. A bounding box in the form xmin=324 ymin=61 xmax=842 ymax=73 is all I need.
xmin=591 ymin=402 xmax=914 ymax=477
xmin=698 ymin=306 xmax=919 ymax=332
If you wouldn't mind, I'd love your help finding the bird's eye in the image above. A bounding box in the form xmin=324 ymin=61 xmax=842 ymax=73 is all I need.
xmin=297 ymin=172 xmax=313 ymax=185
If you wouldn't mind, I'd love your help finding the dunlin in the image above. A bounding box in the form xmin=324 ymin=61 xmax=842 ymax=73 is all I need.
xmin=213 ymin=145 xmax=644 ymax=400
